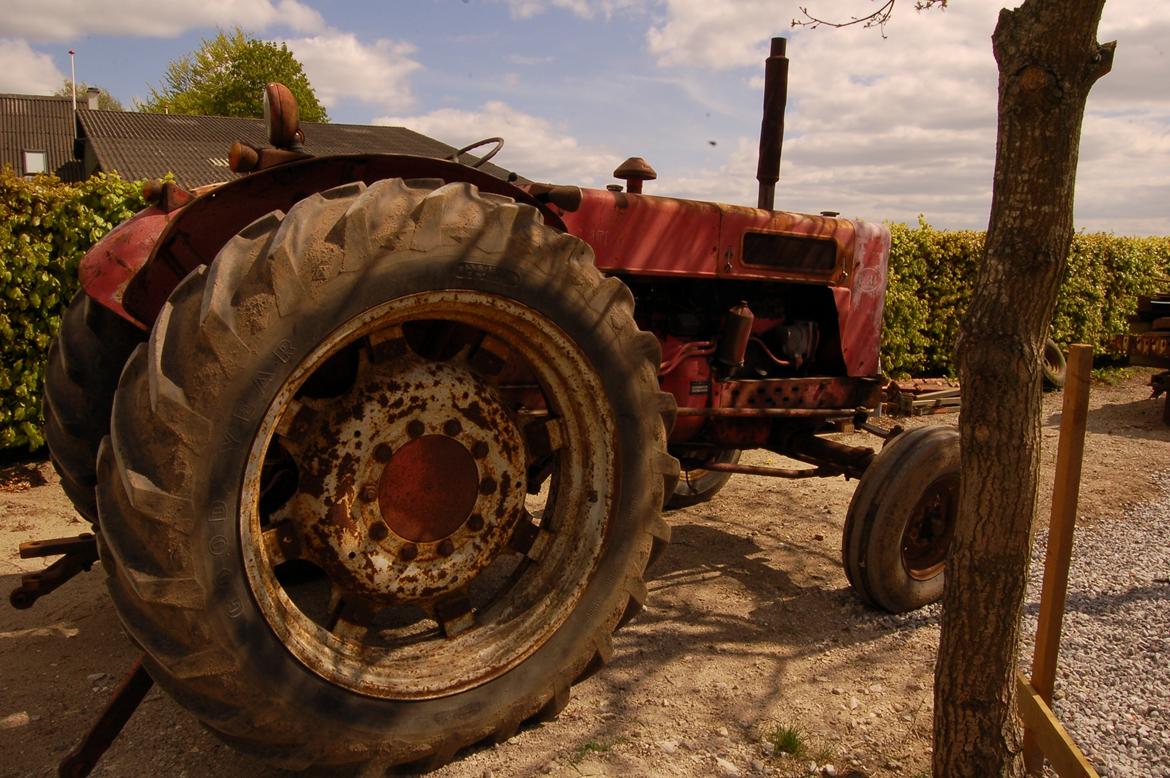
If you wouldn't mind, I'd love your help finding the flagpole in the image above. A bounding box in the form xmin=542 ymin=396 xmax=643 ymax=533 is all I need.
xmin=69 ymin=49 xmax=76 ymax=111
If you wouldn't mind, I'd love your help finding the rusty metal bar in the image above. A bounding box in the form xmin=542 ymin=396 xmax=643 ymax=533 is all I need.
xmin=858 ymin=420 xmax=902 ymax=440
xmin=699 ymin=461 xmax=839 ymax=479
xmin=9 ymin=534 xmax=98 ymax=610
xmin=785 ymin=433 xmax=874 ymax=479
xmin=674 ymin=407 xmax=857 ymax=418
xmin=59 ymin=656 xmax=154 ymax=778
xmin=756 ymin=36 xmax=789 ymax=210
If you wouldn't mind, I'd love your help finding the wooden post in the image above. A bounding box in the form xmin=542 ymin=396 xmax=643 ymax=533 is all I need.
xmin=1022 ymin=344 xmax=1093 ymax=775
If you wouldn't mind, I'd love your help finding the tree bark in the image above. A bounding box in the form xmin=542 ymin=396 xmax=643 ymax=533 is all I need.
xmin=934 ymin=2 xmax=1113 ymax=776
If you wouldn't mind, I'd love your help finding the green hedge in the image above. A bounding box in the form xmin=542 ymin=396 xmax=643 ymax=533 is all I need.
xmin=881 ymin=219 xmax=1170 ymax=377
xmin=0 ymin=168 xmax=146 ymax=450
xmin=1 ymin=171 xmax=1168 ymax=450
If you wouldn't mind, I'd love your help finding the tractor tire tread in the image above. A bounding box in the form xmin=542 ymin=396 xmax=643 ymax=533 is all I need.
xmin=99 ymin=179 xmax=678 ymax=770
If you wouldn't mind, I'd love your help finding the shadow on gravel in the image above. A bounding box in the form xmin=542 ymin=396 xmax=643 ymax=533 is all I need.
xmin=566 ymin=520 xmax=941 ymax=752
xmin=1023 ymin=581 xmax=1170 ymax=618
xmin=1048 ymin=396 xmax=1170 ymax=443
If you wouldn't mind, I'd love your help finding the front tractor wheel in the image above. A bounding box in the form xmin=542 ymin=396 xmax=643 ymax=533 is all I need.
xmin=841 ymin=426 xmax=959 ymax=613
xmin=97 ymin=179 xmax=676 ymax=770
xmin=666 ymin=449 xmax=741 ymax=509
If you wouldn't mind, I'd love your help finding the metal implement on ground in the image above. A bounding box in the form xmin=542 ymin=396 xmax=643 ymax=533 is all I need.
xmin=1115 ymin=291 xmax=1170 ymax=424
xmin=22 ymin=42 xmax=963 ymax=773
xmin=8 ymin=534 xmax=98 ymax=609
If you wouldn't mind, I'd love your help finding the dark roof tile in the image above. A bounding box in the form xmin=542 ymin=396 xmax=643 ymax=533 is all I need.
xmin=0 ymin=94 xmax=84 ymax=181
xmin=77 ymin=110 xmax=518 ymax=187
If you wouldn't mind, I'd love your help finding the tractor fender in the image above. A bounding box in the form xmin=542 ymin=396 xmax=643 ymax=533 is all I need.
xmin=78 ymin=205 xmax=180 ymax=329
xmin=108 ymin=154 xmax=559 ymax=328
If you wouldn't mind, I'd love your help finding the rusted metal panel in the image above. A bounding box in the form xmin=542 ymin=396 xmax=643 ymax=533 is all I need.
xmin=120 ymin=154 xmax=562 ymax=327
xmin=716 ymin=205 xmax=852 ymax=284
xmin=833 ymin=220 xmax=890 ymax=378
xmin=1126 ymin=331 xmax=1170 ymax=368
xmin=559 ymin=187 xmax=873 ymax=288
xmin=77 ymin=205 xmax=178 ymax=329
xmin=560 ymin=188 xmax=723 ymax=276
xmin=714 ymin=376 xmax=881 ymax=411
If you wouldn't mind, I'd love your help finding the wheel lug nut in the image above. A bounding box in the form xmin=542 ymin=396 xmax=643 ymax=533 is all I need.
xmin=359 ymin=485 xmax=378 ymax=503
xmin=471 ymin=441 xmax=489 ymax=459
xmin=467 ymin=514 xmax=484 ymax=532
xmin=399 ymin=544 xmax=418 ymax=561
xmin=437 ymin=539 xmax=455 ymax=557
xmin=443 ymin=419 xmax=462 ymax=436
xmin=369 ymin=521 xmax=389 ymax=541
xmin=406 ymin=420 xmax=425 ymax=438
xmin=373 ymin=443 xmax=393 ymax=463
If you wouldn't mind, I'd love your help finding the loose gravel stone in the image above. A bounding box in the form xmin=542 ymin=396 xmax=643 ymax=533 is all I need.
xmin=1020 ymin=469 xmax=1170 ymax=777
xmin=715 ymin=756 xmax=741 ymax=777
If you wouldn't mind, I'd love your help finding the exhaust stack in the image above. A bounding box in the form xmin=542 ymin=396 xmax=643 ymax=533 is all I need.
xmin=756 ymin=37 xmax=789 ymax=210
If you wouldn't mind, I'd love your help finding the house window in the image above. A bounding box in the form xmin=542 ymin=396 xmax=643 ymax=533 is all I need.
xmin=22 ymin=150 xmax=47 ymax=176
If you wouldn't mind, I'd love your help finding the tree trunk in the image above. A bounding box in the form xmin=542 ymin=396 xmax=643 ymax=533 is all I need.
xmin=933 ymin=2 xmax=1114 ymax=776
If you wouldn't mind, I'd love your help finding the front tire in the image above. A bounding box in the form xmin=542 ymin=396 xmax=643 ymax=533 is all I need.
xmin=841 ymin=426 xmax=959 ymax=612
xmin=666 ymin=449 xmax=741 ymax=509
xmin=97 ymin=179 xmax=677 ymax=769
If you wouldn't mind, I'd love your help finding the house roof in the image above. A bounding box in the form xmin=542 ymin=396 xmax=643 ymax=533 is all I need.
xmin=76 ymin=110 xmax=519 ymax=188
xmin=0 ymin=94 xmax=85 ymax=181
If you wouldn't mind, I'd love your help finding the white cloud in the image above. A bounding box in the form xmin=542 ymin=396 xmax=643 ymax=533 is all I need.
xmin=376 ymin=101 xmax=621 ymax=186
xmin=504 ymin=0 xmax=641 ymax=20
xmin=1074 ymin=111 xmax=1170 ymax=234
xmin=646 ymin=0 xmax=783 ymax=69
xmin=0 ymin=39 xmax=65 ymax=94
xmin=636 ymin=1 xmax=1170 ymax=234
xmin=644 ymin=2 xmax=1001 ymax=227
xmin=286 ymin=32 xmax=420 ymax=112
xmin=5 ymin=0 xmax=324 ymax=41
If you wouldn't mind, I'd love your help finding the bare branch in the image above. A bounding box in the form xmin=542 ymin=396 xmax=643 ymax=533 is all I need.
xmin=792 ymin=0 xmax=947 ymax=37
xmin=792 ymin=0 xmax=897 ymax=36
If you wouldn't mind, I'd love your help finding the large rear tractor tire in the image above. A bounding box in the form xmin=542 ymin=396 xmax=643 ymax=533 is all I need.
xmin=97 ymin=179 xmax=677 ymax=770
xmin=666 ymin=449 xmax=741 ymax=509
xmin=43 ymin=292 xmax=144 ymax=523
xmin=841 ymin=426 xmax=959 ymax=613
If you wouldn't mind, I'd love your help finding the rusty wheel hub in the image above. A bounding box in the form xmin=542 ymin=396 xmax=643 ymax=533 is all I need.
xmin=289 ymin=357 xmax=526 ymax=604
xmin=901 ymin=474 xmax=958 ymax=581
xmin=239 ymin=291 xmax=617 ymax=701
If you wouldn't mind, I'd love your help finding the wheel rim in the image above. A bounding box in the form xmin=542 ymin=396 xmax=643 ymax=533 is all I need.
xmin=900 ymin=473 xmax=958 ymax=581
xmin=240 ymin=290 xmax=616 ymax=700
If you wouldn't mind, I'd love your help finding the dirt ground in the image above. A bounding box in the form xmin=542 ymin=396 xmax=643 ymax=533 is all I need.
xmin=1 ymin=369 xmax=1166 ymax=778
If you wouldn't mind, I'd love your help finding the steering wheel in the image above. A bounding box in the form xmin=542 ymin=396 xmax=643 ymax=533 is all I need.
xmin=447 ymin=137 xmax=504 ymax=168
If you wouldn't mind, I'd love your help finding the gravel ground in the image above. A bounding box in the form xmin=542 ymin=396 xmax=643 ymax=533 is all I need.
xmin=1022 ymin=469 xmax=1170 ymax=777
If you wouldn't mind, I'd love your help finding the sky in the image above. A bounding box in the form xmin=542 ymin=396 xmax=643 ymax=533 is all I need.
xmin=1 ymin=1 xmax=1167 ymax=235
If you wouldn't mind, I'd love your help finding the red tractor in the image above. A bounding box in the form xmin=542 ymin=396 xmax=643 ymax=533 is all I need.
xmin=36 ymin=38 xmax=958 ymax=772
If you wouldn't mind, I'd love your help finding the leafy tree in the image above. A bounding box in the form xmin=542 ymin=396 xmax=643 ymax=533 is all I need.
xmin=53 ymin=80 xmax=123 ymax=111
xmin=139 ymin=28 xmax=328 ymax=122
